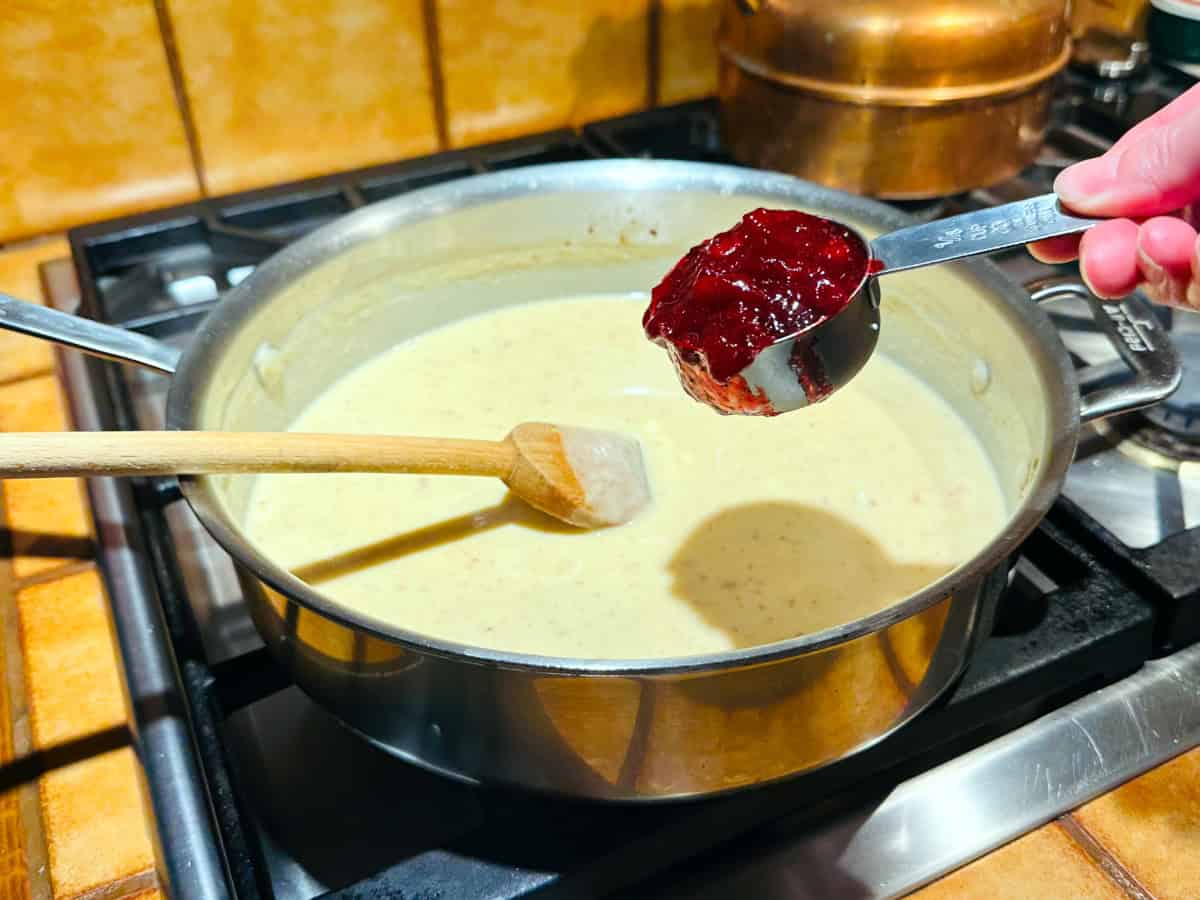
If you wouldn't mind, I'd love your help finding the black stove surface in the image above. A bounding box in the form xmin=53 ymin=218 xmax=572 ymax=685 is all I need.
xmin=61 ymin=66 xmax=1199 ymax=900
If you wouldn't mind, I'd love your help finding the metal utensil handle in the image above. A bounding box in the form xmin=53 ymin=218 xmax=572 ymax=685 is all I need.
xmin=0 ymin=291 xmax=180 ymax=375
xmin=872 ymin=195 xmax=1105 ymax=274
xmin=1026 ymin=276 xmax=1181 ymax=423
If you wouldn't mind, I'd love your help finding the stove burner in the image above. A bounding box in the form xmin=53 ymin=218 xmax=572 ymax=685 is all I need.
xmin=1106 ymin=416 xmax=1200 ymax=466
xmin=1137 ymin=330 xmax=1200 ymax=447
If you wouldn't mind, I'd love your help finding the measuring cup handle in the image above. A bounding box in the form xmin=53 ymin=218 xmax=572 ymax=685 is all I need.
xmin=0 ymin=291 xmax=180 ymax=375
xmin=871 ymin=194 xmax=1105 ymax=274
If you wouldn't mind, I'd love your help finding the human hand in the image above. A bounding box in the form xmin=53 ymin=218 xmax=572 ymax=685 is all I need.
xmin=1029 ymin=83 xmax=1200 ymax=308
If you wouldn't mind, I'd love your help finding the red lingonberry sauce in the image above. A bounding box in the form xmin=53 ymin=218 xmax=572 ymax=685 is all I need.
xmin=643 ymin=208 xmax=870 ymax=410
xmin=789 ymin=341 xmax=833 ymax=406
xmin=667 ymin=349 xmax=777 ymax=415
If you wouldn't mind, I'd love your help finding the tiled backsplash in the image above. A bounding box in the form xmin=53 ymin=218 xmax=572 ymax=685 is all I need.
xmin=166 ymin=0 xmax=441 ymax=195
xmin=0 ymin=1 xmax=200 ymax=243
xmin=0 ymin=0 xmax=720 ymax=244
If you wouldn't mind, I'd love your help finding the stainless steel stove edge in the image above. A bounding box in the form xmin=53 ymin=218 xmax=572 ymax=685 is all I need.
xmin=666 ymin=642 xmax=1200 ymax=900
xmin=44 ymin=258 xmax=231 ymax=900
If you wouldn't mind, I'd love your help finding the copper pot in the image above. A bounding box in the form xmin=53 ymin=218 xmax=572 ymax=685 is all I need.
xmin=1071 ymin=0 xmax=1149 ymax=40
xmin=718 ymin=0 xmax=1072 ymax=199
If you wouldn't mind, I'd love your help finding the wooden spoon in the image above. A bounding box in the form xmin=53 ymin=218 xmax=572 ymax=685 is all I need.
xmin=0 ymin=423 xmax=651 ymax=529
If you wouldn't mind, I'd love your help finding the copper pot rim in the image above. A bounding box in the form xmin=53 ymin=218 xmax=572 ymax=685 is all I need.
xmin=717 ymin=39 xmax=1072 ymax=107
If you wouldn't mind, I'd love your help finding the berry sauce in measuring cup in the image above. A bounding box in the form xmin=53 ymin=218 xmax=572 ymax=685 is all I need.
xmin=643 ymin=208 xmax=872 ymax=415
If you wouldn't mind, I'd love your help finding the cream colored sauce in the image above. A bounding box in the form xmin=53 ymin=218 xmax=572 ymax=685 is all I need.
xmin=244 ymin=295 xmax=1007 ymax=659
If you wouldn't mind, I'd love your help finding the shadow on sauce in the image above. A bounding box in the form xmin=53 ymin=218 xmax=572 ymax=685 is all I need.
xmin=668 ymin=501 xmax=952 ymax=649
xmin=292 ymin=492 xmax=575 ymax=585
xmin=290 ymin=498 xmax=950 ymax=656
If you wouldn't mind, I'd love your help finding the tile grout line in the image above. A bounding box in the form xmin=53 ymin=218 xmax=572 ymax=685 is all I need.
xmin=646 ymin=0 xmax=662 ymax=109
xmin=420 ymin=0 xmax=451 ymax=151
xmin=0 ymin=369 xmax=55 ymax=393
xmin=0 ymin=236 xmax=68 ymax=258
xmin=1059 ymin=814 xmax=1156 ymax=900
xmin=12 ymin=561 xmax=97 ymax=595
xmin=151 ymin=0 xmax=209 ymax=197
xmin=67 ymin=867 xmax=157 ymax=900
xmin=0 ymin=487 xmax=53 ymax=900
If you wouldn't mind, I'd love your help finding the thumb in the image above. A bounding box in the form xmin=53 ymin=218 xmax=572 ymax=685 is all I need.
xmin=1055 ymin=104 xmax=1200 ymax=218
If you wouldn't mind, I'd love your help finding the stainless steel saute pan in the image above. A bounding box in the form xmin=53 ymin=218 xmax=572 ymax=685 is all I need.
xmin=0 ymin=161 xmax=1179 ymax=800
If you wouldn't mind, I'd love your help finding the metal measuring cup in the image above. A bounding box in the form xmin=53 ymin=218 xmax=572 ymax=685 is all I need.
xmin=681 ymin=194 xmax=1107 ymax=415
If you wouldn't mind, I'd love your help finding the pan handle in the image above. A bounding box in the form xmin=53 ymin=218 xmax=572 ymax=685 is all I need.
xmin=0 ymin=291 xmax=180 ymax=375
xmin=1026 ymin=277 xmax=1181 ymax=424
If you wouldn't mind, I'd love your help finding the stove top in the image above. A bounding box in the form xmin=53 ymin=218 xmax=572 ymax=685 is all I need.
xmin=43 ymin=64 xmax=1200 ymax=900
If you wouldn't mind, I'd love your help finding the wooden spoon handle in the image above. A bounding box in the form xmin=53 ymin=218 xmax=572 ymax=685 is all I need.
xmin=0 ymin=431 xmax=517 ymax=479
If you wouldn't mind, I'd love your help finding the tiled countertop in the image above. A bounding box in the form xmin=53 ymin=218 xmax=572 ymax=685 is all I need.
xmin=0 ymin=239 xmax=1197 ymax=898
xmin=0 ymin=237 xmax=162 ymax=897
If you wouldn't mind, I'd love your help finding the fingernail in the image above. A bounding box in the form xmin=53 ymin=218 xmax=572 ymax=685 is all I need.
xmin=1189 ymin=243 xmax=1200 ymax=310
xmin=1055 ymin=158 xmax=1113 ymax=207
xmin=1187 ymin=280 xmax=1200 ymax=310
xmin=1055 ymin=156 xmax=1167 ymax=217
xmin=1079 ymin=261 xmax=1100 ymax=298
xmin=1137 ymin=246 xmax=1184 ymax=306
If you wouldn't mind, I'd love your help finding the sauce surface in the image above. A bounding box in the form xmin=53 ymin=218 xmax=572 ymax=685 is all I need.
xmin=244 ymin=294 xmax=1006 ymax=660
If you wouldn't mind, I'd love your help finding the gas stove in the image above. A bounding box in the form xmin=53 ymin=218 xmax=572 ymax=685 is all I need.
xmin=40 ymin=65 xmax=1200 ymax=900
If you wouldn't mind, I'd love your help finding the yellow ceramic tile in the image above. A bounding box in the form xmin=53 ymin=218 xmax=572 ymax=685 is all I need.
xmin=166 ymin=0 xmax=439 ymax=196
xmin=0 ymin=1 xmax=200 ymax=242
xmin=18 ymin=569 xmax=126 ymax=749
xmin=0 ymin=372 xmax=70 ymax=434
xmin=1073 ymin=747 xmax=1200 ymax=900
xmin=0 ymin=237 xmax=66 ymax=302
xmin=0 ymin=237 xmax=68 ymax=384
xmin=910 ymin=822 xmax=1123 ymax=899
xmin=2 ymin=477 xmax=92 ymax=580
xmin=39 ymin=748 xmax=154 ymax=898
xmin=440 ymin=0 xmax=650 ymax=147
xmin=659 ymin=0 xmax=721 ymax=104
xmin=0 ymin=375 xmax=93 ymax=579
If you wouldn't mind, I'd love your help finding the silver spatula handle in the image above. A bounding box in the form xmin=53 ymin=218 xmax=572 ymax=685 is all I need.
xmin=0 ymin=291 xmax=180 ymax=374
xmin=871 ymin=194 xmax=1106 ymax=274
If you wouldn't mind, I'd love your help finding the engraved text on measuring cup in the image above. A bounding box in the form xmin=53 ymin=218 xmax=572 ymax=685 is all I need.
xmin=932 ymin=198 xmax=1058 ymax=249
